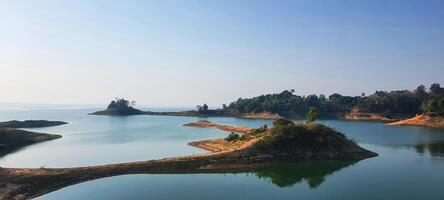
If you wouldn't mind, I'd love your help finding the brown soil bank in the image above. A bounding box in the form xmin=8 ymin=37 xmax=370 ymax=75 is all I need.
xmin=184 ymin=120 xmax=255 ymax=134
xmin=388 ymin=115 xmax=444 ymax=128
xmin=0 ymin=119 xmax=377 ymax=200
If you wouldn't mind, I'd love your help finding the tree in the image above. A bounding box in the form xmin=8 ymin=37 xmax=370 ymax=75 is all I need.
xmin=430 ymin=83 xmax=444 ymax=96
xmin=415 ymin=85 xmax=427 ymax=96
xmin=306 ymin=107 xmax=320 ymax=123
xmin=197 ymin=104 xmax=209 ymax=114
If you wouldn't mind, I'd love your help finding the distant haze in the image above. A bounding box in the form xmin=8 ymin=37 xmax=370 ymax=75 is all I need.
xmin=1 ymin=0 xmax=443 ymax=107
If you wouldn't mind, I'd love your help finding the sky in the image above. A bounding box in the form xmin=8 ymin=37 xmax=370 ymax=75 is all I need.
xmin=1 ymin=0 xmax=443 ymax=107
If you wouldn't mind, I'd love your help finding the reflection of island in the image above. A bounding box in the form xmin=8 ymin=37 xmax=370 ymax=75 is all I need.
xmin=414 ymin=142 xmax=444 ymax=157
xmin=0 ymin=120 xmax=67 ymax=157
xmin=252 ymin=161 xmax=355 ymax=189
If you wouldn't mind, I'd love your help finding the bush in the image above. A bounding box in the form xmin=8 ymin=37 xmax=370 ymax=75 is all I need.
xmin=306 ymin=107 xmax=320 ymax=123
xmin=273 ymin=118 xmax=294 ymax=127
xmin=225 ymin=132 xmax=240 ymax=141
xmin=239 ymin=134 xmax=250 ymax=141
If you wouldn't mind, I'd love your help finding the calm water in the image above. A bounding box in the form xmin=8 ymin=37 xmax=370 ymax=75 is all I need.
xmin=1 ymin=108 xmax=444 ymax=199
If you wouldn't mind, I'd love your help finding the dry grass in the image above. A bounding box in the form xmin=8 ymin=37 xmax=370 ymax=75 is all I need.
xmin=388 ymin=115 xmax=444 ymax=128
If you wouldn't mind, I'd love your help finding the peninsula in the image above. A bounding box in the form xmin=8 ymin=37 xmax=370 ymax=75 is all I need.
xmin=0 ymin=120 xmax=67 ymax=156
xmin=0 ymin=119 xmax=376 ymax=199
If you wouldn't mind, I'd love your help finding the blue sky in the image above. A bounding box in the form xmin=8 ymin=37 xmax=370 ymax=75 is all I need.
xmin=0 ymin=0 xmax=443 ymax=107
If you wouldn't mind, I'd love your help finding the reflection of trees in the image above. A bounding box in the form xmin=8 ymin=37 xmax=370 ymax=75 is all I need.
xmin=251 ymin=161 xmax=356 ymax=188
xmin=415 ymin=142 xmax=444 ymax=157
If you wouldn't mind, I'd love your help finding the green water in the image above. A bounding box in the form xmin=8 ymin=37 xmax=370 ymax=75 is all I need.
xmin=1 ymin=108 xmax=443 ymax=199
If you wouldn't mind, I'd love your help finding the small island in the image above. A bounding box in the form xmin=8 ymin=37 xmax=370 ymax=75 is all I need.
xmin=0 ymin=120 xmax=67 ymax=156
xmin=90 ymin=98 xmax=144 ymax=116
xmin=0 ymin=118 xmax=376 ymax=199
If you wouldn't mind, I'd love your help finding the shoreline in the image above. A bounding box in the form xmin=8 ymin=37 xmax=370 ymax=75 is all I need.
xmin=91 ymin=109 xmax=282 ymax=120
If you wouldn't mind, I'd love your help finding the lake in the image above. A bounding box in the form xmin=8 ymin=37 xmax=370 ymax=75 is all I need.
xmin=1 ymin=108 xmax=444 ymax=200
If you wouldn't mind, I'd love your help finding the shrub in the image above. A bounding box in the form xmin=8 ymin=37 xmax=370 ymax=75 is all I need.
xmin=225 ymin=132 xmax=240 ymax=141
xmin=306 ymin=107 xmax=320 ymax=123
xmin=239 ymin=134 xmax=250 ymax=141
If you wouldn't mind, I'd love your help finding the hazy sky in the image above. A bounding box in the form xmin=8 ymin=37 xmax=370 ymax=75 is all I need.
xmin=1 ymin=0 xmax=443 ymax=107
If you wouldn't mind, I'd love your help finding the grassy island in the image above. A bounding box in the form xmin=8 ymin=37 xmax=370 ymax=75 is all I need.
xmin=0 ymin=119 xmax=376 ymax=199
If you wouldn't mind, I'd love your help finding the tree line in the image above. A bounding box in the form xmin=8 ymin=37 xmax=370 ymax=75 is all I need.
xmin=212 ymin=83 xmax=444 ymax=118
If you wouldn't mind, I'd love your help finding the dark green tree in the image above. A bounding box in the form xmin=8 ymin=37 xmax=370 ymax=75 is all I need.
xmin=306 ymin=107 xmax=320 ymax=123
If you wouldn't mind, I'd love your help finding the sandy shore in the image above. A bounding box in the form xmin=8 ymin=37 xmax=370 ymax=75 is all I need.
xmin=388 ymin=115 xmax=444 ymax=128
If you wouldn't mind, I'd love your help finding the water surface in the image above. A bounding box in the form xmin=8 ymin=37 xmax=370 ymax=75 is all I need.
xmin=1 ymin=108 xmax=444 ymax=199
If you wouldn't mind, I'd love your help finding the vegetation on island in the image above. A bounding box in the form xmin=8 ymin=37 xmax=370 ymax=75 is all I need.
xmin=253 ymin=119 xmax=372 ymax=160
xmin=224 ymin=83 xmax=444 ymax=119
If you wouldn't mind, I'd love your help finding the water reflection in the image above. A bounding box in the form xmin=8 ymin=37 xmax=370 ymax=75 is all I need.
xmin=20 ymin=161 xmax=359 ymax=200
xmin=251 ymin=161 xmax=355 ymax=188
xmin=414 ymin=142 xmax=444 ymax=157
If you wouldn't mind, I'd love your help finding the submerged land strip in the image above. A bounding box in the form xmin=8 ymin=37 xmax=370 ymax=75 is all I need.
xmin=183 ymin=120 xmax=255 ymax=134
xmin=0 ymin=119 xmax=377 ymax=200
